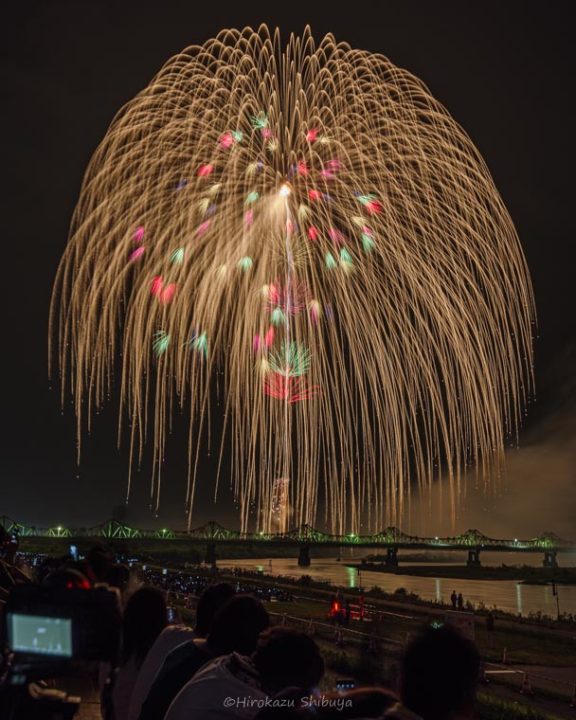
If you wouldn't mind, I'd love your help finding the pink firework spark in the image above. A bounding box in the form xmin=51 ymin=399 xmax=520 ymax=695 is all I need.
xmin=329 ymin=227 xmax=345 ymax=245
xmin=129 ymin=247 xmax=145 ymax=262
xmin=195 ymin=220 xmax=211 ymax=237
xmin=264 ymin=326 xmax=275 ymax=349
xmin=309 ymin=300 xmax=321 ymax=324
xmin=266 ymin=280 xmax=308 ymax=314
xmin=219 ymin=133 xmax=234 ymax=149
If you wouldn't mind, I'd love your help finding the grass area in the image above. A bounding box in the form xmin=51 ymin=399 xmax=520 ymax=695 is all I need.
xmin=476 ymin=694 xmax=562 ymax=720
xmin=252 ymin=595 xmax=576 ymax=668
xmin=232 ymin=590 xmax=576 ymax=678
xmin=474 ymin=624 xmax=576 ymax=666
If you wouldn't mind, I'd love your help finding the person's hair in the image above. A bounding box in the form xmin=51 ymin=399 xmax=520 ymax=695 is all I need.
xmin=86 ymin=544 xmax=112 ymax=582
xmin=207 ymin=594 xmax=269 ymax=655
xmin=195 ymin=582 xmax=235 ymax=636
xmin=400 ymin=624 xmax=480 ymax=720
xmin=105 ymin=563 xmax=130 ymax=593
xmin=121 ymin=587 xmax=167 ymax=667
xmin=252 ymin=627 xmax=324 ymax=694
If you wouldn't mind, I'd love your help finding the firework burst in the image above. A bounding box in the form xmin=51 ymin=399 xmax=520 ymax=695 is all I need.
xmin=50 ymin=26 xmax=535 ymax=533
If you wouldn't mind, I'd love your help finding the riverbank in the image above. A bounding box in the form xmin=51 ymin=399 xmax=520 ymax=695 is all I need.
xmin=348 ymin=562 xmax=576 ymax=585
xmin=155 ymin=563 xmax=576 ymax=718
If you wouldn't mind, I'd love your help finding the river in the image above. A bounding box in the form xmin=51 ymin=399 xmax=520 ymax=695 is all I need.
xmin=220 ymin=553 xmax=576 ymax=617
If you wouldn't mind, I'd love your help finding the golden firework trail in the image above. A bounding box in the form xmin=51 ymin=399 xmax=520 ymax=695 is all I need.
xmin=50 ymin=26 xmax=535 ymax=533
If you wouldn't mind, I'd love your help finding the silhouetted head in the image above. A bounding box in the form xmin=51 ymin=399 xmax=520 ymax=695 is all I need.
xmin=105 ymin=563 xmax=130 ymax=593
xmin=207 ymin=594 xmax=269 ymax=655
xmin=43 ymin=567 xmax=91 ymax=590
xmin=121 ymin=587 xmax=167 ymax=666
xmin=400 ymin=624 xmax=480 ymax=720
xmin=0 ymin=526 xmax=18 ymax=564
xmin=195 ymin=582 xmax=235 ymax=637
xmin=86 ymin=544 xmax=113 ymax=582
xmin=0 ymin=526 xmax=9 ymax=548
xmin=253 ymin=627 xmax=324 ymax=695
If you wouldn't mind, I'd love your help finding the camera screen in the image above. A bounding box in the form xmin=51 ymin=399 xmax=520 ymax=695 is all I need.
xmin=8 ymin=613 xmax=73 ymax=658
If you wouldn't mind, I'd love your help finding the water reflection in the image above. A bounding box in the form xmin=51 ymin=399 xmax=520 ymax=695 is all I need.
xmin=516 ymin=583 xmax=523 ymax=615
xmin=346 ymin=565 xmax=356 ymax=588
xmin=222 ymin=557 xmax=576 ymax=617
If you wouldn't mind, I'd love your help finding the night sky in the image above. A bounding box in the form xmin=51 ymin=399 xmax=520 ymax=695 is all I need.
xmin=2 ymin=1 xmax=575 ymax=533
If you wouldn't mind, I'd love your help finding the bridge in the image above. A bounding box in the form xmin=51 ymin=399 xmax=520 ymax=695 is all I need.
xmin=2 ymin=516 xmax=574 ymax=568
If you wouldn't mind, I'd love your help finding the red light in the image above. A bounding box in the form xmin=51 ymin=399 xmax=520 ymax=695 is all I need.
xmin=264 ymin=375 xmax=320 ymax=404
xmin=161 ymin=283 xmax=177 ymax=304
xmin=219 ymin=133 xmax=234 ymax=149
xmin=366 ymin=200 xmax=382 ymax=214
xmin=151 ymin=275 xmax=163 ymax=297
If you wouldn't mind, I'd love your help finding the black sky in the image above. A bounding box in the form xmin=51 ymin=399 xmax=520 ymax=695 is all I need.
xmin=1 ymin=1 xmax=575 ymax=531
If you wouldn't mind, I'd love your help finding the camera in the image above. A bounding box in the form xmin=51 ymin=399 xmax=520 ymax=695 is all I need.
xmin=4 ymin=583 xmax=121 ymax=675
xmin=1 ymin=583 xmax=121 ymax=719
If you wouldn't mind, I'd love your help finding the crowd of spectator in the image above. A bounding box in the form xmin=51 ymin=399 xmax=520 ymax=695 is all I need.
xmin=0 ymin=528 xmax=481 ymax=720
xmin=139 ymin=567 xmax=295 ymax=604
